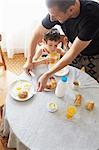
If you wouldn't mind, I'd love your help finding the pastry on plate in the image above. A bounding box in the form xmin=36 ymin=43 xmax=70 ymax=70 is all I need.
xmin=74 ymin=94 xmax=82 ymax=106
xmin=85 ymin=100 xmax=94 ymax=111
xmin=18 ymin=91 xmax=28 ymax=99
xmin=45 ymin=76 xmax=57 ymax=90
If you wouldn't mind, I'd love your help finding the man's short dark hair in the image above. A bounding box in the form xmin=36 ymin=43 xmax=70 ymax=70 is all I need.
xmin=46 ymin=0 xmax=76 ymax=12
xmin=44 ymin=28 xmax=60 ymax=42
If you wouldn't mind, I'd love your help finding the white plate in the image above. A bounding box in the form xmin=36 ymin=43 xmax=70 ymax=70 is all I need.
xmin=48 ymin=64 xmax=69 ymax=77
xmin=44 ymin=87 xmax=55 ymax=92
xmin=55 ymin=66 xmax=69 ymax=77
xmin=10 ymin=80 xmax=36 ymax=101
xmin=37 ymin=74 xmax=56 ymax=92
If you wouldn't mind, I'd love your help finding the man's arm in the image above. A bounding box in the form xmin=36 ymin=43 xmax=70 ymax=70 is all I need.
xmin=37 ymin=37 xmax=92 ymax=91
xmin=24 ymin=24 xmax=49 ymax=73
xmin=27 ymin=24 xmax=49 ymax=63
xmin=47 ymin=37 xmax=91 ymax=75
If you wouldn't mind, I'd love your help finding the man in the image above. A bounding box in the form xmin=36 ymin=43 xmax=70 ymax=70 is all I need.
xmin=24 ymin=0 xmax=99 ymax=91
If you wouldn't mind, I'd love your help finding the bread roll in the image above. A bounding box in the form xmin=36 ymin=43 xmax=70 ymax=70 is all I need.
xmin=74 ymin=94 xmax=82 ymax=106
xmin=18 ymin=91 xmax=28 ymax=99
xmin=86 ymin=101 xmax=94 ymax=111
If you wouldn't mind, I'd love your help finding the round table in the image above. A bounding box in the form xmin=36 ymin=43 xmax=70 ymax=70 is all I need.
xmin=6 ymin=65 xmax=99 ymax=150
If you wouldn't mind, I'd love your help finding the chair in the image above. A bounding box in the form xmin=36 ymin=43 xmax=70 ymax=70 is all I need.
xmin=0 ymin=34 xmax=6 ymax=70
xmin=0 ymin=34 xmax=17 ymax=119
xmin=0 ymin=34 xmax=6 ymax=119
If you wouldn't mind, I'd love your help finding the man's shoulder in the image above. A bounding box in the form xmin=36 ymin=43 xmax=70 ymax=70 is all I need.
xmin=80 ymin=0 xmax=99 ymax=16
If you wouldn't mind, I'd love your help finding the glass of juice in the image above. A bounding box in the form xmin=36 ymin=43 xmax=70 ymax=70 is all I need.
xmin=66 ymin=105 xmax=77 ymax=119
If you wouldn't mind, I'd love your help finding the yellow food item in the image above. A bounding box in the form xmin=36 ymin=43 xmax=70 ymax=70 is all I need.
xmin=66 ymin=112 xmax=73 ymax=119
xmin=86 ymin=101 xmax=94 ymax=111
xmin=47 ymin=102 xmax=58 ymax=112
xmin=16 ymin=87 xmax=22 ymax=91
xmin=49 ymin=103 xmax=56 ymax=110
xmin=24 ymin=83 xmax=32 ymax=87
xmin=81 ymin=66 xmax=85 ymax=72
xmin=74 ymin=94 xmax=82 ymax=106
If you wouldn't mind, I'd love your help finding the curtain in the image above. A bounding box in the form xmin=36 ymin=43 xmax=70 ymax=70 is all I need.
xmin=0 ymin=0 xmax=47 ymax=58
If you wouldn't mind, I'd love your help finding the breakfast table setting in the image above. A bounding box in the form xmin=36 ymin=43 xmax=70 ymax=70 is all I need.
xmin=0 ymin=63 xmax=99 ymax=150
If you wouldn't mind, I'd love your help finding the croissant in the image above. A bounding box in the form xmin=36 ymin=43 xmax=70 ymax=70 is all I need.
xmin=74 ymin=94 xmax=82 ymax=106
xmin=86 ymin=101 xmax=94 ymax=111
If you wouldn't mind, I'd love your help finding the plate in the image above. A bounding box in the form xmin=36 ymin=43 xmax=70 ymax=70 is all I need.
xmin=37 ymin=74 xmax=57 ymax=92
xmin=48 ymin=64 xmax=69 ymax=77
xmin=55 ymin=66 xmax=69 ymax=76
xmin=10 ymin=80 xmax=36 ymax=101
xmin=44 ymin=87 xmax=55 ymax=92
xmin=47 ymin=102 xmax=58 ymax=112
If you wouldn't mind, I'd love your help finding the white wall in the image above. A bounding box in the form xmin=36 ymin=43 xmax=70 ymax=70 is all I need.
xmin=0 ymin=0 xmax=47 ymax=57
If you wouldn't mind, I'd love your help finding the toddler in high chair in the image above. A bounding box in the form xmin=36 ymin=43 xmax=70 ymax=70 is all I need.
xmin=32 ymin=28 xmax=66 ymax=67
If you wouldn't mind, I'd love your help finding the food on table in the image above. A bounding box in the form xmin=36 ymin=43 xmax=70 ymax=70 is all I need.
xmin=45 ymin=76 xmax=57 ymax=90
xmin=16 ymin=86 xmax=22 ymax=92
xmin=24 ymin=82 xmax=32 ymax=90
xmin=46 ymin=83 xmax=52 ymax=89
xmin=15 ymin=81 xmax=32 ymax=93
xmin=74 ymin=94 xmax=82 ymax=106
xmin=73 ymin=81 xmax=80 ymax=86
xmin=80 ymin=66 xmax=85 ymax=72
xmin=85 ymin=100 xmax=95 ymax=111
xmin=47 ymin=102 xmax=58 ymax=112
xmin=18 ymin=91 xmax=28 ymax=99
xmin=66 ymin=105 xmax=77 ymax=119
xmin=71 ymin=81 xmax=80 ymax=90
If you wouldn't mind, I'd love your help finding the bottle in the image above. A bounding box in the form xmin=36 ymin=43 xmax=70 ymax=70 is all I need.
xmin=55 ymin=76 xmax=68 ymax=98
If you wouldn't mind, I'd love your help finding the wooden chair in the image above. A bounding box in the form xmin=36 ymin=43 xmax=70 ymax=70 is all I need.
xmin=0 ymin=34 xmax=6 ymax=70
xmin=0 ymin=34 xmax=6 ymax=119
xmin=0 ymin=34 xmax=17 ymax=119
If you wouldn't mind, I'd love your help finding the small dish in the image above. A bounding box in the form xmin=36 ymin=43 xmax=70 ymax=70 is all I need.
xmin=37 ymin=75 xmax=57 ymax=92
xmin=47 ymin=102 xmax=58 ymax=112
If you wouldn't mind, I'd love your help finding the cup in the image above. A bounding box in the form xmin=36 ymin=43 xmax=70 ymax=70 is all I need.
xmin=66 ymin=105 xmax=77 ymax=119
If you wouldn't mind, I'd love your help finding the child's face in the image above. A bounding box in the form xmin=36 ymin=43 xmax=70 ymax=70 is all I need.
xmin=45 ymin=40 xmax=59 ymax=53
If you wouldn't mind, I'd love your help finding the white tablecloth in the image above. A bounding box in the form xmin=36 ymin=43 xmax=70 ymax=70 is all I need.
xmin=1 ymin=65 xmax=99 ymax=150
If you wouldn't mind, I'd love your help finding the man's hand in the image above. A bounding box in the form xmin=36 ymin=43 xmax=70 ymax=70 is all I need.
xmin=37 ymin=73 xmax=49 ymax=92
xmin=23 ymin=61 xmax=33 ymax=74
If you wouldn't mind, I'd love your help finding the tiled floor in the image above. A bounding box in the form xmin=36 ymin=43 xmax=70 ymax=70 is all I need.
xmin=0 ymin=53 xmax=26 ymax=150
xmin=3 ymin=53 xmax=26 ymax=75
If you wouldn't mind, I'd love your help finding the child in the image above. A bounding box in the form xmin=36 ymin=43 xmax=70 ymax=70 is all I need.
xmin=33 ymin=28 xmax=66 ymax=66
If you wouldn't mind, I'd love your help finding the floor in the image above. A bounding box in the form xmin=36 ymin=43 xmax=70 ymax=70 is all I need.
xmin=3 ymin=52 xmax=26 ymax=75
xmin=0 ymin=53 xmax=26 ymax=150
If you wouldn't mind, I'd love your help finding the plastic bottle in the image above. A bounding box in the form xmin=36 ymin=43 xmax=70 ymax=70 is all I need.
xmin=55 ymin=76 xmax=68 ymax=98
